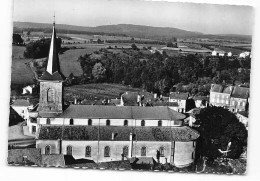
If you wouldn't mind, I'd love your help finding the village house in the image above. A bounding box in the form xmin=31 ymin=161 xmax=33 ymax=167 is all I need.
xmin=32 ymin=22 xmax=200 ymax=168
xmin=22 ymin=84 xmax=35 ymax=95
xmin=192 ymin=96 xmax=209 ymax=108
xmin=229 ymin=86 xmax=249 ymax=113
xmin=209 ymin=84 xmax=234 ymax=107
xmin=169 ymin=92 xmax=189 ymax=113
xmin=239 ymin=51 xmax=251 ymax=58
xmin=236 ymin=111 xmax=248 ymax=130
xmin=212 ymin=49 xmax=226 ymax=57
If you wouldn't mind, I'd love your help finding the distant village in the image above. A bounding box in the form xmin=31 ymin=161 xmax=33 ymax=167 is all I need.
xmin=9 ymin=22 xmax=249 ymax=172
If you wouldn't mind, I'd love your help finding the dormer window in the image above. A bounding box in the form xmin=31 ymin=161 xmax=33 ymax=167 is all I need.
xmin=106 ymin=119 xmax=110 ymax=126
xmin=141 ymin=120 xmax=145 ymax=126
xmin=124 ymin=120 xmax=128 ymax=126
xmin=70 ymin=118 xmax=74 ymax=125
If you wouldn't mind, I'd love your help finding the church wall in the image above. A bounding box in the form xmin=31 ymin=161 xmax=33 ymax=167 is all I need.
xmin=36 ymin=140 xmax=60 ymax=155
xmin=174 ymin=141 xmax=195 ymax=167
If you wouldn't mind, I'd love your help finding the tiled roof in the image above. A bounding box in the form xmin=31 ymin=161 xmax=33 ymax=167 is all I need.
xmin=222 ymin=86 xmax=234 ymax=94
xmin=11 ymin=99 xmax=31 ymax=107
xmin=211 ymin=84 xmax=224 ymax=93
xmin=169 ymin=92 xmax=189 ymax=100
xmin=9 ymin=106 xmax=25 ymax=126
xmin=237 ymin=111 xmax=248 ymax=118
xmin=57 ymin=105 xmax=186 ymax=120
xmin=38 ymin=125 xmax=199 ymax=141
xmin=231 ymin=86 xmax=249 ymax=99
xmin=152 ymin=101 xmax=179 ymax=107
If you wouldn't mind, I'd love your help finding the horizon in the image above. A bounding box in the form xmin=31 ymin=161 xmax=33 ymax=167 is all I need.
xmin=13 ymin=0 xmax=254 ymax=36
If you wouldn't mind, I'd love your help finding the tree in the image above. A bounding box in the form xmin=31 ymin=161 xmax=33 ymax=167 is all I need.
xmin=195 ymin=106 xmax=247 ymax=159
xmin=12 ymin=34 xmax=24 ymax=45
xmin=24 ymin=38 xmax=62 ymax=59
xmin=92 ymin=62 xmax=107 ymax=82
xmin=131 ymin=43 xmax=139 ymax=50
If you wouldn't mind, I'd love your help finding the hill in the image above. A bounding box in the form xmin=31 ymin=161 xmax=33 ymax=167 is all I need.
xmin=13 ymin=21 xmax=203 ymax=41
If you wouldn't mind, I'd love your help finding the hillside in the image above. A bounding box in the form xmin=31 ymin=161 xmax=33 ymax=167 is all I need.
xmin=13 ymin=21 xmax=203 ymax=41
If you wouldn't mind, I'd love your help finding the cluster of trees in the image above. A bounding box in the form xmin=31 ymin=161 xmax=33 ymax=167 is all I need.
xmin=194 ymin=106 xmax=247 ymax=159
xmin=75 ymin=48 xmax=250 ymax=96
xmin=24 ymin=38 xmax=62 ymax=59
xmin=12 ymin=34 xmax=24 ymax=45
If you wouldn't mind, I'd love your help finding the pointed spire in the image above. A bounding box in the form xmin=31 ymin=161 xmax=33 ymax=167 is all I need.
xmin=39 ymin=17 xmax=64 ymax=81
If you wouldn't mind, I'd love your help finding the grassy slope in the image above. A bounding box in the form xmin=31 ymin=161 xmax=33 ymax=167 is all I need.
xmin=11 ymin=46 xmax=35 ymax=85
xmin=64 ymin=83 xmax=144 ymax=100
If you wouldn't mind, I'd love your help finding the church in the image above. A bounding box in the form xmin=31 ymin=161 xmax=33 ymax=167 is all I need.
xmin=34 ymin=21 xmax=200 ymax=168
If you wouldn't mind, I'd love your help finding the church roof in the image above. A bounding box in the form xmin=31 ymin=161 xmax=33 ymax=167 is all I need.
xmin=39 ymin=22 xmax=64 ymax=81
xmin=38 ymin=125 xmax=200 ymax=141
xmin=54 ymin=105 xmax=186 ymax=120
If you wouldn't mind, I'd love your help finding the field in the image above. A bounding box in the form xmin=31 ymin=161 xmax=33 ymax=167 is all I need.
xmin=64 ymin=83 xmax=144 ymax=101
xmin=11 ymin=46 xmax=35 ymax=85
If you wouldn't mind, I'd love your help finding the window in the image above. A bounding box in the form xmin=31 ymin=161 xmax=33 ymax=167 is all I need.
xmin=88 ymin=119 xmax=92 ymax=126
xmin=45 ymin=145 xmax=51 ymax=155
xmin=46 ymin=118 xmax=51 ymax=125
xmin=242 ymin=102 xmax=246 ymax=106
xmin=106 ymin=119 xmax=110 ymax=126
xmin=141 ymin=120 xmax=145 ymax=126
xmin=193 ymin=141 xmax=196 ymax=147
xmin=47 ymin=88 xmax=55 ymax=102
xmin=69 ymin=118 xmax=74 ymax=125
xmin=226 ymin=100 xmax=229 ymax=104
xmin=158 ymin=120 xmax=162 ymax=127
xmin=124 ymin=120 xmax=128 ymax=126
xmin=85 ymin=146 xmax=91 ymax=157
xmin=67 ymin=146 xmax=72 ymax=155
xmin=159 ymin=147 xmax=164 ymax=157
xmin=141 ymin=147 xmax=146 ymax=156
xmin=104 ymin=146 xmax=110 ymax=157
xmin=32 ymin=126 xmax=36 ymax=133
xmin=123 ymin=146 xmax=128 ymax=157
xmin=192 ymin=152 xmax=195 ymax=159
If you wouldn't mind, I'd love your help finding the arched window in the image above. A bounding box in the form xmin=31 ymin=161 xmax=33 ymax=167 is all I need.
xmin=141 ymin=120 xmax=145 ymax=126
xmin=47 ymin=88 xmax=55 ymax=102
xmin=104 ymin=146 xmax=110 ymax=157
xmin=70 ymin=118 xmax=74 ymax=125
xmin=123 ymin=146 xmax=128 ymax=157
xmin=67 ymin=146 xmax=72 ymax=155
xmin=85 ymin=146 xmax=91 ymax=157
xmin=158 ymin=120 xmax=162 ymax=127
xmin=88 ymin=119 xmax=92 ymax=126
xmin=159 ymin=146 xmax=164 ymax=157
xmin=124 ymin=120 xmax=128 ymax=126
xmin=106 ymin=119 xmax=110 ymax=126
xmin=46 ymin=118 xmax=51 ymax=125
xmin=141 ymin=146 xmax=146 ymax=156
xmin=45 ymin=145 xmax=51 ymax=155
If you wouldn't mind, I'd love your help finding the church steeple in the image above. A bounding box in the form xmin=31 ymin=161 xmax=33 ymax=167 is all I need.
xmin=39 ymin=18 xmax=64 ymax=81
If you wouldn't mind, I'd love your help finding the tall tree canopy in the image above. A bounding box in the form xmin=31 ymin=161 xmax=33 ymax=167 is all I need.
xmin=195 ymin=106 xmax=247 ymax=159
xmin=12 ymin=34 xmax=24 ymax=45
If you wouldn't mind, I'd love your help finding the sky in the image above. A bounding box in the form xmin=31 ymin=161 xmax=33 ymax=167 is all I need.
xmin=12 ymin=0 xmax=254 ymax=35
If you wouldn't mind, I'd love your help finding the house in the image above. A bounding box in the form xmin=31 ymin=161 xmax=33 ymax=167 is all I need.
xmin=169 ymin=92 xmax=189 ymax=113
xmin=209 ymin=84 xmax=233 ymax=107
xmin=212 ymin=49 xmax=225 ymax=56
xmin=227 ymin=52 xmax=232 ymax=57
xmin=192 ymin=96 xmax=209 ymax=108
xmin=11 ymin=99 xmax=32 ymax=121
xmin=229 ymin=86 xmax=249 ymax=113
xmin=120 ymin=91 xmax=154 ymax=106
xmin=239 ymin=51 xmax=251 ymax=58
xmin=22 ymin=85 xmax=35 ymax=95
xmin=236 ymin=111 xmax=248 ymax=130
xmin=32 ymin=22 xmax=200 ymax=168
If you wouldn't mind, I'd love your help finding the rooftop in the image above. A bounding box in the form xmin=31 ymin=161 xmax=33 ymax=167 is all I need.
xmin=231 ymin=86 xmax=249 ymax=99
xmin=11 ymin=99 xmax=31 ymax=107
xmin=169 ymin=92 xmax=189 ymax=100
xmin=46 ymin=105 xmax=186 ymax=120
xmin=38 ymin=125 xmax=200 ymax=142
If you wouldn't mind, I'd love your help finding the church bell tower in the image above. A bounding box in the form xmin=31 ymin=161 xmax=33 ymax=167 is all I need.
xmin=38 ymin=20 xmax=65 ymax=114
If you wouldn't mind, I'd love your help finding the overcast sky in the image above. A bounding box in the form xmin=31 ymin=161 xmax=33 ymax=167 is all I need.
xmin=12 ymin=0 xmax=254 ymax=35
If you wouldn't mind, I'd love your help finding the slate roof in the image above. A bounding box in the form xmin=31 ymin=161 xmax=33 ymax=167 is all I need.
xmin=57 ymin=105 xmax=186 ymax=120
xmin=38 ymin=125 xmax=200 ymax=141
xmin=11 ymin=99 xmax=31 ymax=107
xmin=169 ymin=92 xmax=189 ymax=100
xmin=39 ymin=71 xmax=64 ymax=81
xmin=231 ymin=86 xmax=249 ymax=99
xmin=211 ymin=84 xmax=233 ymax=94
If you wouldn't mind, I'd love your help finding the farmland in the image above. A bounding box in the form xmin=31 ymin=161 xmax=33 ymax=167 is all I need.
xmin=64 ymin=83 xmax=144 ymax=101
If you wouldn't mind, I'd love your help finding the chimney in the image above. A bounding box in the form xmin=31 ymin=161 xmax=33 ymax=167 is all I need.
xmin=112 ymin=132 xmax=114 ymax=140
xmin=129 ymin=133 xmax=133 ymax=158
